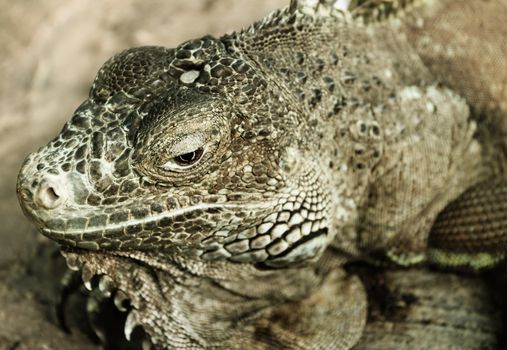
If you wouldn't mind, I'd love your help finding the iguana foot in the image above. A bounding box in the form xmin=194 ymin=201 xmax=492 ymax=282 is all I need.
xmin=58 ymin=249 xmax=366 ymax=350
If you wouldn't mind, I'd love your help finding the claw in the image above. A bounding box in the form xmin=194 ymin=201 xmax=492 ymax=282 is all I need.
xmin=84 ymin=280 xmax=93 ymax=291
xmin=62 ymin=251 xmax=81 ymax=271
xmin=86 ymin=289 xmax=107 ymax=344
xmin=124 ymin=310 xmax=141 ymax=341
xmin=56 ymin=269 xmax=82 ymax=333
xmin=98 ymin=275 xmax=115 ymax=297
xmin=114 ymin=290 xmax=129 ymax=312
xmin=81 ymin=264 xmax=95 ymax=291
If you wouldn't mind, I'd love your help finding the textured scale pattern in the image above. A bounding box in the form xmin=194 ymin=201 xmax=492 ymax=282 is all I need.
xmin=15 ymin=0 xmax=507 ymax=349
xmin=429 ymin=178 xmax=507 ymax=270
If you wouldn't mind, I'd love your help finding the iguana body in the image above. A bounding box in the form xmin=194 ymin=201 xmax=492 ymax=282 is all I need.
xmin=15 ymin=0 xmax=507 ymax=348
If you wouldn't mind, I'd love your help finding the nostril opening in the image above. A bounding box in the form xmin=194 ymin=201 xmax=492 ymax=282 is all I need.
xmin=36 ymin=178 xmax=67 ymax=209
xmin=46 ymin=187 xmax=60 ymax=202
xmin=39 ymin=185 xmax=63 ymax=209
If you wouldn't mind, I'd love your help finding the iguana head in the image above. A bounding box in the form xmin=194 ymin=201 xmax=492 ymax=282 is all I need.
xmin=17 ymin=35 xmax=332 ymax=268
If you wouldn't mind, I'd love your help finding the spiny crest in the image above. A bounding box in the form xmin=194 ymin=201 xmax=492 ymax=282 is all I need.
xmin=241 ymin=0 xmax=350 ymax=36
xmin=289 ymin=0 xmax=352 ymax=13
xmin=347 ymin=0 xmax=417 ymax=22
xmin=242 ymin=0 xmax=416 ymax=37
xmin=287 ymin=0 xmax=416 ymax=22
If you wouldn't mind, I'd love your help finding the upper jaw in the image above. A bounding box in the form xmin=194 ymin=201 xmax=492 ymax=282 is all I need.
xmin=20 ymin=185 xmax=278 ymax=254
xmin=17 ymin=148 xmax=281 ymax=254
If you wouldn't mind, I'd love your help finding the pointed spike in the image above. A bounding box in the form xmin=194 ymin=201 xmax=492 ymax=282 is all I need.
xmin=86 ymin=290 xmax=107 ymax=344
xmin=334 ymin=0 xmax=352 ymax=11
xmin=289 ymin=0 xmax=298 ymax=12
xmin=114 ymin=290 xmax=129 ymax=312
xmin=84 ymin=280 xmax=93 ymax=291
xmin=98 ymin=275 xmax=114 ymax=298
xmin=124 ymin=311 xmax=140 ymax=341
xmin=304 ymin=0 xmax=320 ymax=8
xmin=81 ymin=264 xmax=94 ymax=291
xmin=62 ymin=252 xmax=81 ymax=271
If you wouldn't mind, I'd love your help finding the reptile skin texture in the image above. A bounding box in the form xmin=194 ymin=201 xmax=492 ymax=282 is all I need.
xmin=15 ymin=0 xmax=507 ymax=349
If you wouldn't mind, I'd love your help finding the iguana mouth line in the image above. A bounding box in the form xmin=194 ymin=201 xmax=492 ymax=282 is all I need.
xmin=36 ymin=199 xmax=278 ymax=238
xmin=41 ymin=201 xmax=224 ymax=235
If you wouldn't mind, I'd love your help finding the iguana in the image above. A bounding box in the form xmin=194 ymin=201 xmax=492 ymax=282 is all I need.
xmin=15 ymin=0 xmax=507 ymax=348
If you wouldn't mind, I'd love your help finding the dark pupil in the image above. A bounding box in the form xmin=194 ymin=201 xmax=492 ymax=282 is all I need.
xmin=175 ymin=148 xmax=203 ymax=165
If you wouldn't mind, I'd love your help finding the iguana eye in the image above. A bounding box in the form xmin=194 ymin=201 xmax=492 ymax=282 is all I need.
xmin=174 ymin=148 xmax=204 ymax=166
xmin=137 ymin=105 xmax=231 ymax=181
xmin=160 ymin=133 xmax=206 ymax=172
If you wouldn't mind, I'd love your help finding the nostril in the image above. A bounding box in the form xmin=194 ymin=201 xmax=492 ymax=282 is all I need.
xmin=36 ymin=178 xmax=67 ymax=209
xmin=46 ymin=186 xmax=60 ymax=202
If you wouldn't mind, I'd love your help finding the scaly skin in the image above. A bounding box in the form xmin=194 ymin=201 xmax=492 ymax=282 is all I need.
xmin=15 ymin=0 xmax=507 ymax=348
